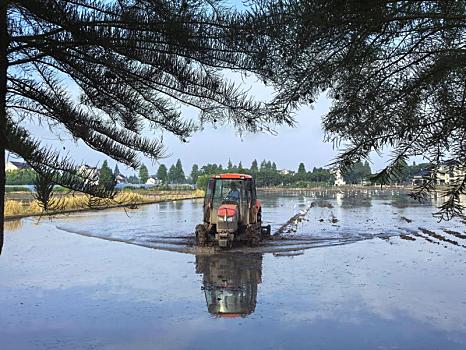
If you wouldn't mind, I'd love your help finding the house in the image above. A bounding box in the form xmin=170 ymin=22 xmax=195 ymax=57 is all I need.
xmin=6 ymin=161 xmax=31 ymax=171
xmin=278 ymin=169 xmax=295 ymax=176
xmin=411 ymin=162 xmax=465 ymax=186
xmin=332 ymin=169 xmax=346 ymax=186
xmin=436 ymin=161 xmax=465 ymax=185
xmin=146 ymin=176 xmax=162 ymax=186
xmin=116 ymin=174 xmax=128 ymax=184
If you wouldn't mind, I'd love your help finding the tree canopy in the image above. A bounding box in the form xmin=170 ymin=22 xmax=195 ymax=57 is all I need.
xmin=190 ymin=164 xmax=199 ymax=184
xmin=156 ymin=164 xmax=168 ymax=183
xmin=240 ymin=0 xmax=466 ymax=218
xmin=138 ymin=164 xmax=149 ymax=183
xmin=99 ymin=160 xmax=116 ymax=191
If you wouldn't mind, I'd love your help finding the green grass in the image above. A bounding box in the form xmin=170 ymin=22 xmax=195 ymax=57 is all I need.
xmin=5 ymin=186 xmax=32 ymax=193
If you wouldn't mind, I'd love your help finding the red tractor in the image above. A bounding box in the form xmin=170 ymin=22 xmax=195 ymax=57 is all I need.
xmin=196 ymin=173 xmax=271 ymax=248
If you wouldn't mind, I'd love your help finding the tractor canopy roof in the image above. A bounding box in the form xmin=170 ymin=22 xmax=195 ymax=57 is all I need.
xmin=211 ymin=173 xmax=253 ymax=180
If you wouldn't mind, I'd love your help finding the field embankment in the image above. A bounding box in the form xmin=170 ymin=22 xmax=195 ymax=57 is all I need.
xmin=5 ymin=189 xmax=204 ymax=220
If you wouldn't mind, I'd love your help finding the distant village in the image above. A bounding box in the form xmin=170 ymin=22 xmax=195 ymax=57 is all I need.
xmin=5 ymin=159 xmax=466 ymax=188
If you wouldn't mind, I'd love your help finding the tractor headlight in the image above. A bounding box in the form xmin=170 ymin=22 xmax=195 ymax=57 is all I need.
xmin=218 ymin=216 xmax=234 ymax=222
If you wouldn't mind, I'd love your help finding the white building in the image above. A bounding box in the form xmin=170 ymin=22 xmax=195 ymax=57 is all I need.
xmin=278 ymin=169 xmax=295 ymax=176
xmin=436 ymin=162 xmax=465 ymax=185
xmin=146 ymin=177 xmax=162 ymax=186
xmin=332 ymin=169 xmax=346 ymax=186
xmin=116 ymin=174 xmax=128 ymax=184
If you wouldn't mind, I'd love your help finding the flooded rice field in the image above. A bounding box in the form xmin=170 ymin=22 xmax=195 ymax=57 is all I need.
xmin=1 ymin=189 xmax=466 ymax=349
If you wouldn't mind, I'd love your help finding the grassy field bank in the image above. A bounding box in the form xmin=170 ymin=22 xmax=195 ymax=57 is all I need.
xmin=5 ymin=189 xmax=204 ymax=220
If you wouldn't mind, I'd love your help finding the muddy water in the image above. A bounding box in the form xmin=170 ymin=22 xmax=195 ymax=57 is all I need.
xmin=54 ymin=189 xmax=466 ymax=253
xmin=1 ymin=190 xmax=466 ymax=349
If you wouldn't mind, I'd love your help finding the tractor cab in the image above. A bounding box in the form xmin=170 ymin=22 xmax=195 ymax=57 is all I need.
xmin=204 ymin=174 xmax=257 ymax=227
xmin=196 ymin=173 xmax=269 ymax=248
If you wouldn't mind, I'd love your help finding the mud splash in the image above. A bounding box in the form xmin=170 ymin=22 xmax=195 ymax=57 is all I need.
xmin=56 ymin=200 xmax=396 ymax=255
xmin=53 ymin=190 xmax=465 ymax=256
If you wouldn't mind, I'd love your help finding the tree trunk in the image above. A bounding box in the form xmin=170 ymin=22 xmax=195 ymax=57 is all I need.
xmin=0 ymin=1 xmax=8 ymax=255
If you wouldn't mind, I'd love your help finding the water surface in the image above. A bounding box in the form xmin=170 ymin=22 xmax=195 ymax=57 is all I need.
xmin=1 ymin=190 xmax=466 ymax=349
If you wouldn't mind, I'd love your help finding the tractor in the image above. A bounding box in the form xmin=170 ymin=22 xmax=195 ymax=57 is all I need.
xmin=195 ymin=173 xmax=271 ymax=248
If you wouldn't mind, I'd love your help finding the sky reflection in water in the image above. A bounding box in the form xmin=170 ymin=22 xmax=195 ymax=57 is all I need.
xmin=1 ymin=190 xmax=466 ymax=349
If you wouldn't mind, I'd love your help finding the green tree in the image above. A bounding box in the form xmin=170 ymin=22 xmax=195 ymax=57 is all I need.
xmin=138 ymin=164 xmax=149 ymax=184
xmin=251 ymin=160 xmax=258 ymax=172
xmin=5 ymin=169 xmax=37 ymax=185
xmin=113 ymin=164 xmax=120 ymax=177
xmin=238 ymin=162 xmax=244 ymax=171
xmin=99 ymin=161 xmax=116 ymax=191
xmin=175 ymin=159 xmax=185 ymax=184
xmin=168 ymin=165 xmax=177 ymax=184
xmin=196 ymin=174 xmax=212 ymax=191
xmin=227 ymin=159 xmax=233 ymax=171
xmin=260 ymin=160 xmax=267 ymax=172
xmin=343 ymin=161 xmax=371 ymax=184
xmin=298 ymin=163 xmax=306 ymax=175
xmin=156 ymin=164 xmax=168 ymax=183
xmin=190 ymin=164 xmax=200 ymax=184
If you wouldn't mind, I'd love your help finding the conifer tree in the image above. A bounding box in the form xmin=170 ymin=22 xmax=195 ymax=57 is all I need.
xmin=100 ymin=161 xmax=116 ymax=191
xmin=168 ymin=164 xmax=177 ymax=184
xmin=156 ymin=164 xmax=168 ymax=183
xmin=113 ymin=164 xmax=120 ymax=177
xmin=138 ymin=164 xmax=149 ymax=184
xmin=175 ymin=159 xmax=185 ymax=183
xmin=242 ymin=0 xmax=466 ymax=218
xmin=190 ymin=164 xmax=199 ymax=184
xmin=251 ymin=160 xmax=258 ymax=172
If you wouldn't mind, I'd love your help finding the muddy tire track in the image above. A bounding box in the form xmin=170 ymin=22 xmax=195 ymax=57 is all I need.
xmin=275 ymin=202 xmax=314 ymax=235
xmin=416 ymin=227 xmax=466 ymax=248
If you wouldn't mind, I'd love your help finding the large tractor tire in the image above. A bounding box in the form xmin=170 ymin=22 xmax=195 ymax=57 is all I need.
xmin=246 ymin=226 xmax=262 ymax=247
xmin=195 ymin=224 xmax=208 ymax=247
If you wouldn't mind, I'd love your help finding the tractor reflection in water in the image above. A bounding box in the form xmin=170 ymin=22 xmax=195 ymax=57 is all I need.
xmin=196 ymin=173 xmax=270 ymax=248
xmin=196 ymin=254 xmax=263 ymax=318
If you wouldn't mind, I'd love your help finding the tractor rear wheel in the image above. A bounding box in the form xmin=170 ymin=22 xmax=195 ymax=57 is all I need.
xmin=246 ymin=226 xmax=261 ymax=247
xmin=195 ymin=224 xmax=208 ymax=246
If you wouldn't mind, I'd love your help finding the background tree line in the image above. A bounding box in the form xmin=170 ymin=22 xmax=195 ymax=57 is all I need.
xmin=192 ymin=159 xmax=336 ymax=189
xmin=5 ymin=159 xmax=433 ymax=188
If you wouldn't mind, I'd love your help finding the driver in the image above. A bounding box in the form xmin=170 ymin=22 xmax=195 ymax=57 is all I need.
xmin=225 ymin=183 xmax=240 ymax=201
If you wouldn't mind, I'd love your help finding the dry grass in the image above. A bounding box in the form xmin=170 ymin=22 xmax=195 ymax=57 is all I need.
xmin=5 ymin=200 xmax=26 ymax=216
xmin=4 ymin=189 xmax=204 ymax=219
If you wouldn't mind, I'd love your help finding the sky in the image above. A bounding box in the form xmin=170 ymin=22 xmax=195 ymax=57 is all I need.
xmin=7 ymin=71 xmax=398 ymax=177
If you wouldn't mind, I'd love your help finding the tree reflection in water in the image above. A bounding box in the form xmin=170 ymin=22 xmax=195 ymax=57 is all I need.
xmin=196 ymin=253 xmax=263 ymax=318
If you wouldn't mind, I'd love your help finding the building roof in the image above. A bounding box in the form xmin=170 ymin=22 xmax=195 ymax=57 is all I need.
xmin=413 ymin=169 xmax=432 ymax=177
xmin=211 ymin=173 xmax=253 ymax=180
xmin=7 ymin=161 xmax=30 ymax=169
